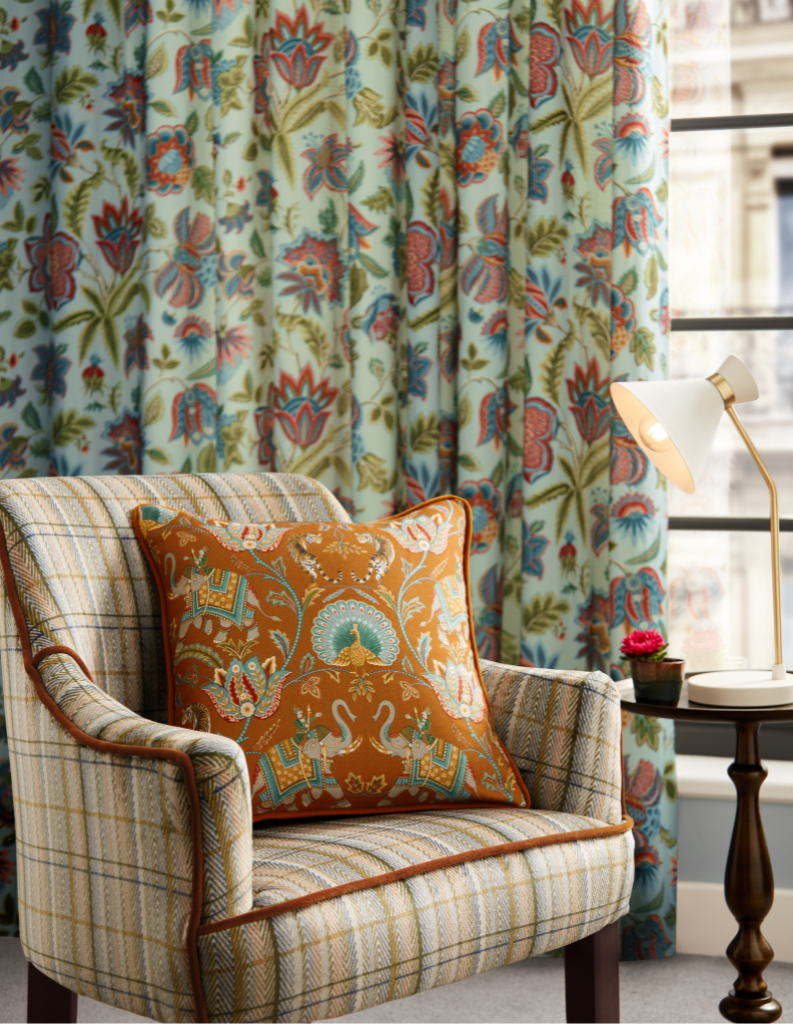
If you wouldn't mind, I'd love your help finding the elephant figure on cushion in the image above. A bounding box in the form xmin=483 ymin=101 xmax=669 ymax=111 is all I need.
xmin=165 ymin=550 xmax=262 ymax=643
xmin=371 ymin=700 xmax=477 ymax=806
xmin=251 ymin=700 xmax=360 ymax=812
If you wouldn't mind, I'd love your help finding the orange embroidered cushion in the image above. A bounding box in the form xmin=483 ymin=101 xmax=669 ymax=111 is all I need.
xmin=132 ymin=496 xmax=529 ymax=822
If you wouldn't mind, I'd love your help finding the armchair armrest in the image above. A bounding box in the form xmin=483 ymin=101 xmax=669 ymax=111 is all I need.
xmin=480 ymin=660 xmax=624 ymax=824
xmin=33 ymin=646 xmax=253 ymax=926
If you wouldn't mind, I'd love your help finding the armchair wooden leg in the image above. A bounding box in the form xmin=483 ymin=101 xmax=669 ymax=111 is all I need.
xmin=27 ymin=961 xmax=78 ymax=1024
xmin=565 ymin=920 xmax=620 ymax=1024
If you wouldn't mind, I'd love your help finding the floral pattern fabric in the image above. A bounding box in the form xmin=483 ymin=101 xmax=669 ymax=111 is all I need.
xmin=133 ymin=498 xmax=529 ymax=821
xmin=0 ymin=0 xmax=674 ymax=953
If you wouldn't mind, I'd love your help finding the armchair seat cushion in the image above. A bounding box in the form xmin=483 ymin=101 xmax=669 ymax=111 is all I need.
xmin=248 ymin=807 xmax=630 ymax=911
xmin=196 ymin=808 xmax=632 ymax=1022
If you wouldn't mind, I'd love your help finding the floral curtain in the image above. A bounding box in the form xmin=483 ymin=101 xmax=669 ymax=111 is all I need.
xmin=0 ymin=0 xmax=675 ymax=954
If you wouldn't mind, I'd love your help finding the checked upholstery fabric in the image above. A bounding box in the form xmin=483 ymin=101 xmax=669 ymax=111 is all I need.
xmin=0 ymin=474 xmax=633 ymax=1023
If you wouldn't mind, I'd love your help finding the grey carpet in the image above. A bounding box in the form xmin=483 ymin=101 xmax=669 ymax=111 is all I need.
xmin=2 ymin=937 xmax=791 ymax=1023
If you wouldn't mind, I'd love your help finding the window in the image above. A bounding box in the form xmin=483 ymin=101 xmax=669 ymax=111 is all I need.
xmin=667 ymin=0 xmax=793 ymax=755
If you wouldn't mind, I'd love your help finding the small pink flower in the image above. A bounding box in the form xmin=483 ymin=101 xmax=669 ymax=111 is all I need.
xmin=620 ymin=628 xmax=667 ymax=661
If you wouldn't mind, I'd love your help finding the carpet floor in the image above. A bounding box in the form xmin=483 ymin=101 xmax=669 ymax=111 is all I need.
xmin=2 ymin=937 xmax=792 ymax=1023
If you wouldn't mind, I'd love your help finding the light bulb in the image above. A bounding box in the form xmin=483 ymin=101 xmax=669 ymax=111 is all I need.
xmin=639 ymin=416 xmax=672 ymax=452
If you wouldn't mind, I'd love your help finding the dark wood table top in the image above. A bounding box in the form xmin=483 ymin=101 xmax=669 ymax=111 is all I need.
xmin=619 ymin=680 xmax=793 ymax=723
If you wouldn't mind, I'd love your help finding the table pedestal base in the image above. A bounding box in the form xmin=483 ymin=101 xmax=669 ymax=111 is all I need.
xmin=719 ymin=993 xmax=782 ymax=1024
xmin=720 ymin=722 xmax=781 ymax=1023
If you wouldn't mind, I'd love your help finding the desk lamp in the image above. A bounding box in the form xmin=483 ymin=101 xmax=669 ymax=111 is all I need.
xmin=611 ymin=354 xmax=793 ymax=707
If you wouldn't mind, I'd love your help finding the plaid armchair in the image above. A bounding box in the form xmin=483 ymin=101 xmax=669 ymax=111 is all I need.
xmin=0 ymin=474 xmax=633 ymax=1024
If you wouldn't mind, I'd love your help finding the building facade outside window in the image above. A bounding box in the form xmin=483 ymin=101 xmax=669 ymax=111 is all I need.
xmin=667 ymin=0 xmax=793 ymax=755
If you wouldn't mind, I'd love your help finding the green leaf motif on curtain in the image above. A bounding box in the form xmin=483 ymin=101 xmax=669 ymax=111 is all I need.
xmin=508 ymin=358 xmax=533 ymax=395
xmin=526 ymin=217 xmax=569 ymax=259
xmin=349 ymin=265 xmax=368 ymax=309
xmin=409 ymin=413 xmax=439 ymax=454
xmin=645 ymin=255 xmax=659 ymax=299
xmin=652 ymin=76 xmax=669 ymax=119
xmin=522 ymin=594 xmax=570 ymax=635
xmin=629 ymin=715 xmax=662 ymax=750
xmin=1 ymin=202 xmax=23 ymax=233
xmin=421 ymin=169 xmax=440 ymax=226
xmin=663 ymin=760 xmax=678 ymax=801
xmin=357 ymin=452 xmax=396 ymax=493
xmin=156 ymin=0 xmax=185 ymax=24
xmin=659 ymin=827 xmax=677 ymax=848
xmin=146 ymin=44 xmax=168 ymax=78
xmin=274 ymin=133 xmax=296 ymax=187
xmin=54 ymin=67 xmax=99 ymax=105
xmin=361 ymin=186 xmax=393 ymax=213
xmin=143 ymin=393 xmax=164 ymax=427
xmin=197 ymin=443 xmax=217 ymax=473
xmin=23 ymin=67 xmax=45 ymax=96
xmin=63 ymin=181 xmax=94 ymax=239
xmin=347 ymin=161 xmax=365 ymax=196
xmin=149 ymin=99 xmax=177 ymax=117
xmin=575 ymin=304 xmax=611 ymax=360
xmin=618 ymin=268 xmax=638 ymax=296
xmin=539 ymin=343 xmax=569 ymax=406
xmin=52 ymin=410 xmax=96 ymax=447
xmin=228 ymin=15 xmax=253 ymax=47
xmin=626 ymin=531 xmax=662 ymax=565
xmin=146 ymin=447 xmax=171 ymax=465
xmin=631 ymin=326 xmax=656 ymax=370
xmin=406 ymin=43 xmax=438 ymax=82
xmin=13 ymin=319 xmax=36 ymax=340
xmin=318 ymin=201 xmax=338 ymax=235
xmin=20 ymin=403 xmax=41 ymax=432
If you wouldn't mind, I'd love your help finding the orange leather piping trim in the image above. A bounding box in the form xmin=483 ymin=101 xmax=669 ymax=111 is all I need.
xmin=0 ymin=521 xmax=210 ymax=1024
xmin=197 ymin=813 xmax=634 ymax=936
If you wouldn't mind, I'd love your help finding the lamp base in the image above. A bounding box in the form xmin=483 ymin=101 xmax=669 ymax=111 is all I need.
xmin=688 ymin=670 xmax=793 ymax=708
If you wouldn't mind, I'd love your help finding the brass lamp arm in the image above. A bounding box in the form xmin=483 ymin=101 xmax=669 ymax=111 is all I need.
xmin=724 ymin=404 xmax=784 ymax=674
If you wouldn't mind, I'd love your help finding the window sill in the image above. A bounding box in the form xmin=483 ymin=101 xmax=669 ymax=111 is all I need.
xmin=678 ymin=753 xmax=793 ymax=802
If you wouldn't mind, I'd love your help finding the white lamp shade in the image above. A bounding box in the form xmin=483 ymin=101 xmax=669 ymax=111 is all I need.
xmin=610 ymin=355 xmax=760 ymax=493
xmin=610 ymin=378 xmax=725 ymax=493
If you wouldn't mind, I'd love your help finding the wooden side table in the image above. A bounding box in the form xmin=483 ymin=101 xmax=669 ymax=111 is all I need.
xmin=620 ymin=681 xmax=793 ymax=1024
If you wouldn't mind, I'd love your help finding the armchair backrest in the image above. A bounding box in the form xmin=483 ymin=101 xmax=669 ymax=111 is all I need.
xmin=0 ymin=473 xmax=349 ymax=719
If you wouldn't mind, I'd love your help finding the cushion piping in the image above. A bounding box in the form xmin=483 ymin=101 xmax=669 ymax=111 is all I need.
xmin=196 ymin=813 xmax=634 ymax=936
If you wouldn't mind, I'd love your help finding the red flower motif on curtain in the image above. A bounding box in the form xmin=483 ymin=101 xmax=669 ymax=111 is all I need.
xmin=145 ymin=125 xmax=194 ymax=195
xmin=456 ymin=109 xmax=504 ymax=186
xmin=614 ymin=0 xmax=651 ymax=105
xmin=268 ymin=365 xmax=339 ymax=447
xmin=24 ymin=214 xmax=80 ymax=310
xmin=566 ymin=357 xmax=611 ymax=442
xmin=278 ymin=231 xmax=344 ymax=314
xmin=529 ymin=24 xmax=561 ymax=107
xmin=406 ymin=222 xmax=437 ymax=306
xmin=92 ymin=196 xmax=142 ymax=274
xmin=565 ymin=0 xmax=613 ymax=76
xmin=269 ymin=7 xmax=333 ymax=89
xmin=523 ymin=396 xmax=557 ymax=483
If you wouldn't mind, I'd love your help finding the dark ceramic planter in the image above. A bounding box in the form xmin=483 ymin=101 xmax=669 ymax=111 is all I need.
xmin=630 ymin=658 xmax=685 ymax=706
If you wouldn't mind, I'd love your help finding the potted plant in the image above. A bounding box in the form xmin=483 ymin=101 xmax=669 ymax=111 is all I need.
xmin=620 ymin=629 xmax=685 ymax=706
